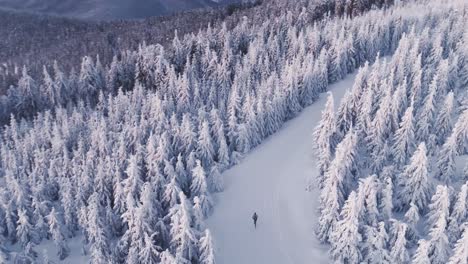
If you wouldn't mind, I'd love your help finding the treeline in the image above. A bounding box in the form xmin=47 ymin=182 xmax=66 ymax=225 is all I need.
xmin=0 ymin=0 xmax=393 ymax=95
xmin=0 ymin=0 xmax=405 ymax=262
xmin=314 ymin=1 xmax=468 ymax=262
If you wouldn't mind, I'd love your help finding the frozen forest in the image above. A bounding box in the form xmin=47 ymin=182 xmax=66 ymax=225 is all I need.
xmin=314 ymin=0 xmax=468 ymax=263
xmin=0 ymin=0 xmax=467 ymax=263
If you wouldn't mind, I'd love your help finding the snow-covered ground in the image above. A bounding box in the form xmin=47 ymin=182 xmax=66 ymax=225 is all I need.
xmin=206 ymin=72 xmax=359 ymax=264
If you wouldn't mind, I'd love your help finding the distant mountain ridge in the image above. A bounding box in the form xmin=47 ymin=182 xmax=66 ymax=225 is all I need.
xmin=0 ymin=0 xmax=236 ymax=20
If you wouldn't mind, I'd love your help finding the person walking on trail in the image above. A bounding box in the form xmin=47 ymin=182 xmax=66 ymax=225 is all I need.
xmin=252 ymin=212 xmax=258 ymax=228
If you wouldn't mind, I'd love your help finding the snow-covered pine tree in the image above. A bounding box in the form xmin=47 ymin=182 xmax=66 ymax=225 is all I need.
xmin=317 ymin=128 xmax=358 ymax=243
xmin=313 ymin=92 xmax=336 ymax=187
xmin=199 ymin=229 xmax=216 ymax=264
xmin=412 ymin=239 xmax=431 ymax=264
xmin=436 ymin=132 xmax=458 ymax=183
xmin=163 ymin=176 xmax=182 ymax=210
xmin=190 ymin=160 xmax=213 ymax=217
xmin=87 ymin=192 xmax=110 ymax=264
xmin=16 ymin=208 xmax=36 ymax=248
xmin=389 ymin=220 xmax=410 ymax=263
xmin=447 ymin=182 xmax=468 ymax=242
xmin=123 ymin=154 xmax=144 ymax=205
xmin=379 ymin=174 xmax=393 ymax=220
xmin=329 ymin=191 xmax=362 ymax=263
xmin=198 ymin=120 xmax=215 ymax=168
xmin=447 ymin=224 xmax=468 ymax=264
xmin=427 ymin=185 xmax=450 ymax=230
xmin=46 ymin=207 xmax=70 ymax=260
xmin=139 ymin=233 xmax=161 ymax=264
xmin=416 ymin=77 xmax=437 ymax=149
xmin=169 ymin=192 xmax=197 ymax=263
xmin=361 ymin=222 xmax=392 ymax=264
xmin=209 ymin=163 xmax=224 ymax=193
xmin=392 ymin=105 xmax=415 ymax=167
xmin=396 ymin=142 xmax=431 ymax=212
xmin=427 ymin=216 xmax=451 ymax=264
xmin=405 ymin=202 xmax=420 ymax=239
xmin=434 ymin=91 xmax=455 ymax=145
xmin=357 ymin=175 xmax=379 ymax=226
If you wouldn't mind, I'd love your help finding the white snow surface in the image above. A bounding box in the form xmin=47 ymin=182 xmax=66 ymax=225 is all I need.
xmin=206 ymin=72 xmax=358 ymax=264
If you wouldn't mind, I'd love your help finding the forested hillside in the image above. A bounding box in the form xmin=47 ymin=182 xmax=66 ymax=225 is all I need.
xmin=0 ymin=0 xmax=226 ymax=20
xmin=2 ymin=0 xmax=465 ymax=263
xmin=0 ymin=1 xmax=261 ymax=92
xmin=314 ymin=0 xmax=468 ymax=262
xmin=0 ymin=0 xmax=393 ymax=262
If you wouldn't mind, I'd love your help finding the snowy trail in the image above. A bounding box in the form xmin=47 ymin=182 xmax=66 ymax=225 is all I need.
xmin=206 ymin=72 xmax=358 ymax=264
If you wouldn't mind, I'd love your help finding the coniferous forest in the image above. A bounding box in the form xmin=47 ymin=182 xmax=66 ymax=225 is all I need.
xmin=0 ymin=0 xmax=467 ymax=263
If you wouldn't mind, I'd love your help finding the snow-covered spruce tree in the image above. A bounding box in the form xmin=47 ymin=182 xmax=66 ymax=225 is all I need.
xmin=367 ymin=81 xmax=394 ymax=172
xmin=139 ymin=233 xmax=161 ymax=264
xmin=46 ymin=207 xmax=70 ymax=260
xmin=87 ymin=192 xmax=110 ymax=264
xmin=426 ymin=186 xmax=451 ymax=264
xmin=198 ymin=119 xmax=215 ymax=169
xmin=396 ymin=142 xmax=431 ymax=212
xmin=329 ymin=191 xmax=362 ymax=264
xmin=379 ymin=173 xmax=393 ymax=220
xmin=169 ymin=192 xmax=198 ymax=263
xmin=16 ymin=208 xmax=36 ymax=248
xmin=447 ymin=182 xmax=468 ymax=242
xmin=405 ymin=202 xmax=420 ymax=242
xmin=336 ymin=70 xmax=365 ymax=141
xmin=123 ymin=154 xmax=144 ymax=205
xmin=389 ymin=220 xmax=410 ymax=263
xmin=313 ymin=92 xmax=337 ymax=187
xmin=192 ymin=197 xmax=205 ymax=231
xmin=357 ymin=175 xmax=379 ymax=226
xmin=447 ymin=224 xmax=468 ymax=264
xmin=317 ymin=128 xmax=358 ymax=242
xmin=316 ymin=173 xmax=341 ymax=243
xmin=60 ymin=177 xmax=78 ymax=238
xmin=434 ymin=91 xmax=455 ymax=145
xmin=163 ymin=176 xmax=183 ymax=210
xmin=436 ymin=129 xmax=458 ymax=182
xmin=175 ymin=154 xmax=189 ymax=194
xmin=412 ymin=239 xmax=431 ymax=264
xmin=427 ymin=215 xmax=451 ymax=264
xmin=191 ymin=160 xmax=214 ymax=217
xmin=416 ymin=76 xmax=437 ymax=152
xmin=451 ymin=110 xmax=468 ymax=155
xmin=426 ymin=185 xmax=450 ymax=231
xmin=199 ymin=229 xmax=216 ymax=264
xmin=361 ymin=222 xmax=392 ymax=264
xmin=392 ymin=105 xmax=415 ymax=167
xmin=209 ymin=163 xmax=224 ymax=193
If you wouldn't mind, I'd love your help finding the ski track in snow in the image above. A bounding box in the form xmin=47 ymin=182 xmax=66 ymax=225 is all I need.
xmin=206 ymin=72 xmax=359 ymax=264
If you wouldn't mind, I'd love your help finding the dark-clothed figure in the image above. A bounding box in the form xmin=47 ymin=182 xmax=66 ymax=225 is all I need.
xmin=252 ymin=212 xmax=258 ymax=228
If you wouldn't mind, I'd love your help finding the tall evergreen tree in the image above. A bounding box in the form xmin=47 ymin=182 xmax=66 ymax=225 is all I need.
xmin=397 ymin=143 xmax=431 ymax=212
xmin=329 ymin=191 xmax=362 ymax=264
xmin=199 ymin=229 xmax=216 ymax=264
xmin=46 ymin=208 xmax=70 ymax=260
xmin=447 ymin=224 xmax=468 ymax=264
xmin=313 ymin=92 xmax=337 ymax=186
